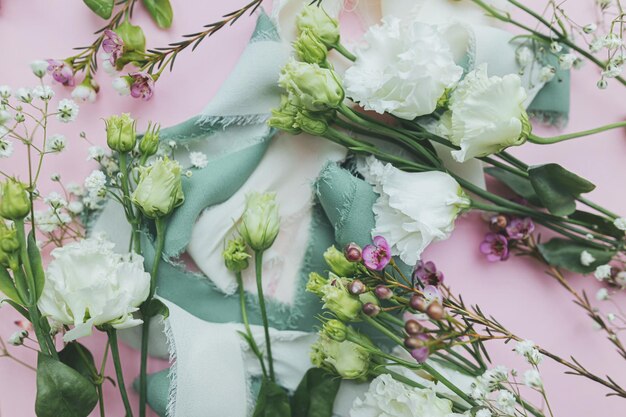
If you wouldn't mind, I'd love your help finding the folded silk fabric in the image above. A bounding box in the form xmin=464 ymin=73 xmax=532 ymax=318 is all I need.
xmin=88 ymin=4 xmax=571 ymax=417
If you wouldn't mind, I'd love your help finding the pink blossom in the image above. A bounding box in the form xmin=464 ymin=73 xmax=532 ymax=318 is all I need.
xmin=362 ymin=235 xmax=391 ymax=271
xmin=102 ymin=30 xmax=124 ymax=64
xmin=46 ymin=59 xmax=74 ymax=86
xmin=413 ymin=260 xmax=444 ymax=286
xmin=506 ymin=217 xmax=535 ymax=240
xmin=129 ymin=72 xmax=155 ymax=100
xmin=480 ymin=233 xmax=510 ymax=262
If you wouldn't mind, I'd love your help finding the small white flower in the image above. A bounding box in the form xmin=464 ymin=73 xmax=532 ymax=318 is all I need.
xmin=8 ymin=330 xmax=28 ymax=346
xmin=596 ymin=288 xmax=609 ymax=301
xmin=476 ymin=410 xmax=492 ymax=417
xmin=66 ymin=183 xmax=84 ymax=196
xmin=71 ymin=85 xmax=96 ymax=103
xmin=112 ymin=77 xmax=131 ymax=96
xmin=30 ymin=60 xmax=49 ymax=78
xmin=515 ymin=339 xmax=543 ymax=365
xmin=583 ymin=23 xmax=597 ymax=34
xmin=615 ymin=271 xmax=626 ymax=287
xmin=607 ymin=313 xmax=616 ymax=322
xmin=35 ymin=210 xmax=60 ymax=233
xmin=594 ymin=264 xmax=612 ymax=281
xmin=84 ymin=170 xmax=107 ymax=197
xmin=33 ymin=85 xmax=54 ymax=101
xmin=45 ymin=134 xmax=67 ymax=153
xmin=602 ymin=64 xmax=623 ymax=78
xmin=44 ymin=192 xmax=67 ymax=208
xmin=100 ymin=54 xmax=117 ymax=76
xmin=602 ymin=34 xmax=622 ymax=49
xmin=87 ymin=146 xmax=106 ymax=161
xmin=559 ymin=53 xmax=578 ymax=70
xmin=0 ymin=109 xmax=11 ymax=125
xmin=0 ymin=138 xmax=13 ymax=158
xmin=67 ymin=201 xmax=84 ymax=214
xmin=189 ymin=151 xmax=208 ymax=169
xmin=539 ymin=65 xmax=556 ymax=83
xmin=477 ymin=366 xmax=509 ymax=391
xmin=550 ymin=41 xmax=563 ymax=53
xmin=524 ymin=369 xmax=543 ymax=389
xmin=516 ymin=46 xmax=534 ymax=67
xmin=496 ymin=390 xmax=516 ymax=414
xmin=0 ymin=85 xmax=11 ymax=99
xmin=15 ymin=88 xmax=33 ymax=103
xmin=613 ymin=217 xmax=626 ymax=231
xmin=580 ymin=250 xmax=596 ymax=266
xmin=56 ymin=99 xmax=79 ymax=123
xmin=50 ymin=173 xmax=61 ymax=182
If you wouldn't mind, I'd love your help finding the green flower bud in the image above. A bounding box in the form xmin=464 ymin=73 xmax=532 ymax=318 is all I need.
xmin=0 ymin=221 xmax=19 ymax=269
xmin=306 ymin=272 xmax=327 ymax=296
xmin=296 ymin=5 xmax=340 ymax=47
xmin=140 ymin=122 xmax=160 ymax=157
xmin=311 ymin=332 xmax=370 ymax=380
xmin=105 ymin=113 xmax=137 ymax=153
xmin=239 ymin=192 xmax=280 ymax=252
xmin=319 ymin=274 xmax=362 ymax=322
xmin=268 ymin=96 xmax=301 ymax=135
xmin=223 ymin=238 xmax=251 ymax=273
xmin=0 ymin=179 xmax=30 ymax=220
xmin=294 ymin=29 xmax=328 ymax=64
xmin=278 ymin=60 xmax=344 ymax=112
xmin=323 ymin=245 xmax=357 ymax=276
xmin=294 ymin=111 xmax=329 ymax=136
xmin=132 ymin=157 xmax=184 ymax=218
xmin=323 ymin=319 xmax=347 ymax=342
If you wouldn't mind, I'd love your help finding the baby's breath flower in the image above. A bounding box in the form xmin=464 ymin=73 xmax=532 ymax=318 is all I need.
xmin=559 ymin=53 xmax=578 ymax=70
xmin=539 ymin=65 xmax=556 ymax=82
xmin=583 ymin=23 xmax=597 ymax=34
xmin=515 ymin=339 xmax=543 ymax=365
xmin=496 ymin=390 xmax=516 ymax=415
xmin=56 ymin=99 xmax=79 ymax=123
xmin=0 ymin=85 xmax=11 ymax=99
xmin=84 ymin=170 xmax=107 ymax=197
xmin=580 ymin=250 xmax=596 ymax=266
xmin=15 ymin=88 xmax=33 ymax=103
xmin=550 ymin=41 xmax=563 ymax=53
xmin=596 ymin=288 xmax=609 ymax=301
xmin=594 ymin=264 xmax=612 ymax=281
xmin=44 ymin=192 xmax=67 ymax=208
xmin=524 ymin=369 xmax=543 ymax=389
xmin=45 ymin=134 xmax=67 ymax=153
xmin=67 ymin=201 xmax=84 ymax=214
xmin=0 ymin=109 xmax=10 ymax=125
xmin=30 ymin=60 xmax=48 ymax=78
xmin=8 ymin=330 xmax=28 ymax=346
xmin=0 ymin=138 xmax=13 ymax=158
xmin=87 ymin=145 xmax=106 ymax=161
xmin=33 ymin=85 xmax=54 ymax=101
xmin=613 ymin=217 xmax=626 ymax=231
xmin=189 ymin=151 xmax=208 ymax=169
xmin=475 ymin=410 xmax=492 ymax=417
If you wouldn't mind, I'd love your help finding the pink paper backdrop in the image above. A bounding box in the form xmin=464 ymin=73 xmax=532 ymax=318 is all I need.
xmin=1 ymin=1 xmax=625 ymax=416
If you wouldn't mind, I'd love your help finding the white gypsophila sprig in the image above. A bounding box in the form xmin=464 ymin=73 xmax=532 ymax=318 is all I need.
xmin=56 ymin=99 xmax=79 ymax=123
xmin=495 ymin=390 xmax=516 ymax=415
xmin=189 ymin=151 xmax=208 ymax=169
xmin=594 ymin=264 xmax=612 ymax=281
xmin=15 ymin=87 xmax=33 ymax=103
xmin=0 ymin=137 xmax=13 ymax=158
xmin=84 ymin=170 xmax=107 ymax=198
xmin=523 ymin=369 xmax=543 ymax=389
xmin=580 ymin=250 xmax=596 ymax=266
xmin=33 ymin=85 xmax=55 ymax=101
xmin=514 ymin=340 xmax=543 ymax=365
xmin=45 ymin=134 xmax=67 ymax=153
xmin=613 ymin=217 xmax=626 ymax=231
xmin=596 ymin=288 xmax=610 ymax=301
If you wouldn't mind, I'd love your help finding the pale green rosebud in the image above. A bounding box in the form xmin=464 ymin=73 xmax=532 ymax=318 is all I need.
xmin=268 ymin=95 xmax=301 ymax=135
xmin=311 ymin=332 xmax=370 ymax=380
xmin=140 ymin=122 xmax=160 ymax=157
xmin=239 ymin=192 xmax=280 ymax=252
xmin=323 ymin=319 xmax=347 ymax=342
xmin=296 ymin=5 xmax=340 ymax=47
xmin=320 ymin=274 xmax=362 ymax=322
xmin=278 ymin=60 xmax=344 ymax=112
xmin=294 ymin=111 xmax=329 ymax=136
xmin=105 ymin=113 xmax=137 ymax=153
xmin=0 ymin=179 xmax=30 ymax=220
xmin=306 ymin=272 xmax=327 ymax=296
xmin=0 ymin=221 xmax=19 ymax=269
xmin=323 ymin=245 xmax=358 ymax=277
xmin=132 ymin=157 xmax=184 ymax=218
xmin=223 ymin=237 xmax=251 ymax=273
xmin=294 ymin=29 xmax=328 ymax=64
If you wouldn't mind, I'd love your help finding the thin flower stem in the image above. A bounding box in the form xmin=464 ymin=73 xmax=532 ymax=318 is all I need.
xmin=332 ymin=42 xmax=356 ymax=61
xmin=118 ymin=152 xmax=141 ymax=253
xmin=236 ymin=271 xmax=268 ymax=378
xmin=254 ymin=251 xmax=275 ymax=381
xmin=107 ymin=329 xmax=134 ymax=417
xmin=528 ymin=121 xmax=626 ymax=144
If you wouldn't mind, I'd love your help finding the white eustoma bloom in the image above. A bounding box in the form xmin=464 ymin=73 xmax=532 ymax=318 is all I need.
xmin=360 ymin=157 xmax=470 ymax=265
xmin=38 ymin=236 xmax=150 ymax=342
xmin=438 ymin=65 xmax=529 ymax=162
xmin=350 ymin=374 xmax=464 ymax=417
xmin=344 ymin=17 xmax=462 ymax=120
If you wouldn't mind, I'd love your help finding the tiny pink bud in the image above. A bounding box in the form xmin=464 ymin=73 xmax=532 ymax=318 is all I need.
xmin=426 ymin=302 xmax=445 ymax=320
xmin=344 ymin=242 xmax=362 ymax=262
xmin=410 ymin=347 xmax=430 ymax=363
xmin=374 ymin=285 xmax=393 ymax=300
xmin=404 ymin=319 xmax=422 ymax=335
xmin=362 ymin=302 xmax=381 ymax=317
xmin=409 ymin=295 xmax=427 ymax=312
xmin=404 ymin=336 xmax=425 ymax=350
xmin=348 ymin=279 xmax=366 ymax=295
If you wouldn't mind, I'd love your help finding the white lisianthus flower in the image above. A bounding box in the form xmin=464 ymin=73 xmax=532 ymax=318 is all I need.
xmin=350 ymin=374 xmax=465 ymax=417
xmin=38 ymin=236 xmax=150 ymax=342
xmin=438 ymin=65 xmax=529 ymax=162
xmin=344 ymin=17 xmax=462 ymax=120
xmin=360 ymin=157 xmax=470 ymax=265
xmin=580 ymin=250 xmax=596 ymax=266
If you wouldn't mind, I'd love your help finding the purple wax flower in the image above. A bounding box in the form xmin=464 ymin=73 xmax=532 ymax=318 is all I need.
xmin=362 ymin=235 xmax=391 ymax=271
xmin=506 ymin=217 xmax=535 ymax=240
xmin=129 ymin=72 xmax=155 ymax=101
xmin=410 ymin=347 xmax=430 ymax=363
xmin=46 ymin=59 xmax=74 ymax=86
xmin=102 ymin=30 xmax=124 ymax=64
xmin=480 ymin=233 xmax=510 ymax=262
xmin=422 ymin=285 xmax=442 ymax=304
xmin=413 ymin=260 xmax=444 ymax=286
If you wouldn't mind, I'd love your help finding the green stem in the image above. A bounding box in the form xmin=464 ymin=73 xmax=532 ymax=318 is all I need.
xmin=118 ymin=152 xmax=141 ymax=253
xmin=97 ymin=385 xmax=106 ymax=417
xmin=332 ymin=42 xmax=356 ymax=61
xmin=108 ymin=329 xmax=134 ymax=417
xmin=528 ymin=122 xmax=626 ymax=144
xmin=254 ymin=251 xmax=275 ymax=381
xmin=236 ymin=271 xmax=268 ymax=378
xmin=578 ymin=197 xmax=621 ymax=219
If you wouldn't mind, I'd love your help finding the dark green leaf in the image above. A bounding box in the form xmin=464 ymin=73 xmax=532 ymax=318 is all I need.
xmin=143 ymin=298 xmax=169 ymax=319
xmin=0 ymin=267 xmax=22 ymax=304
xmin=568 ymin=211 xmax=624 ymax=239
xmin=528 ymin=164 xmax=595 ymax=216
xmin=1 ymin=298 xmax=29 ymax=319
xmin=538 ymin=238 xmax=615 ymax=274
xmin=27 ymin=232 xmax=46 ymax=302
xmin=59 ymin=343 xmax=98 ymax=382
xmin=12 ymin=267 xmax=31 ymax=305
xmin=292 ymin=368 xmax=341 ymax=417
xmin=484 ymin=167 xmax=542 ymax=206
xmin=115 ymin=51 xmax=148 ymax=70
xmin=35 ymin=354 xmax=98 ymax=417
xmin=82 ymin=0 xmax=114 ymax=19
xmin=253 ymin=378 xmax=291 ymax=417
xmin=142 ymin=0 xmax=174 ymax=28
xmin=116 ymin=21 xmax=146 ymax=53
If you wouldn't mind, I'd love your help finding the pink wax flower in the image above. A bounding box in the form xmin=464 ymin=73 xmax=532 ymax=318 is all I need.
xmin=102 ymin=30 xmax=124 ymax=64
xmin=480 ymin=233 xmax=510 ymax=262
xmin=129 ymin=72 xmax=155 ymax=100
xmin=506 ymin=217 xmax=535 ymax=240
xmin=46 ymin=59 xmax=74 ymax=86
xmin=410 ymin=347 xmax=429 ymax=363
xmin=362 ymin=235 xmax=391 ymax=271
xmin=413 ymin=260 xmax=444 ymax=286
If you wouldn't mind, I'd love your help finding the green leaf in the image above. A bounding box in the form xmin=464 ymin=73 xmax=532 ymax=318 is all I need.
xmin=143 ymin=298 xmax=169 ymax=319
xmin=35 ymin=354 xmax=99 ymax=417
xmin=142 ymin=0 xmax=174 ymax=28
xmin=1 ymin=298 xmax=29 ymax=319
xmin=82 ymin=0 xmax=114 ymax=19
xmin=528 ymin=164 xmax=595 ymax=216
xmin=252 ymin=378 xmax=291 ymax=417
xmin=115 ymin=51 xmax=148 ymax=70
xmin=292 ymin=368 xmax=341 ymax=417
xmin=59 ymin=343 xmax=97 ymax=382
xmin=0 ymin=267 xmax=22 ymax=304
xmin=484 ymin=167 xmax=542 ymax=206
xmin=27 ymin=232 xmax=46 ymax=302
xmin=116 ymin=21 xmax=146 ymax=53
xmin=538 ymin=238 xmax=615 ymax=274
xmin=568 ymin=211 xmax=624 ymax=239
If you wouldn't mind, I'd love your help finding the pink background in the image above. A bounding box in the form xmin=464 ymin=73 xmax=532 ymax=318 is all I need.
xmin=1 ymin=1 xmax=625 ymax=416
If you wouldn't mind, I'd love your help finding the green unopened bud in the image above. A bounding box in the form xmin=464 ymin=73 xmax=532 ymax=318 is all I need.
xmin=323 ymin=245 xmax=358 ymax=276
xmin=239 ymin=192 xmax=280 ymax=252
xmin=0 ymin=179 xmax=30 ymax=220
xmin=294 ymin=29 xmax=328 ymax=64
xmin=0 ymin=221 xmax=19 ymax=269
xmin=319 ymin=275 xmax=362 ymax=322
xmin=223 ymin=238 xmax=250 ymax=273
xmin=140 ymin=122 xmax=160 ymax=156
xmin=311 ymin=332 xmax=370 ymax=380
xmin=105 ymin=113 xmax=137 ymax=153
xmin=116 ymin=21 xmax=146 ymax=53
xmin=306 ymin=272 xmax=327 ymax=296
xmin=296 ymin=5 xmax=340 ymax=47
xmin=132 ymin=157 xmax=184 ymax=218
xmin=278 ymin=60 xmax=344 ymax=112
xmin=323 ymin=319 xmax=347 ymax=342
xmin=294 ymin=111 xmax=328 ymax=136
xmin=268 ymin=95 xmax=301 ymax=135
